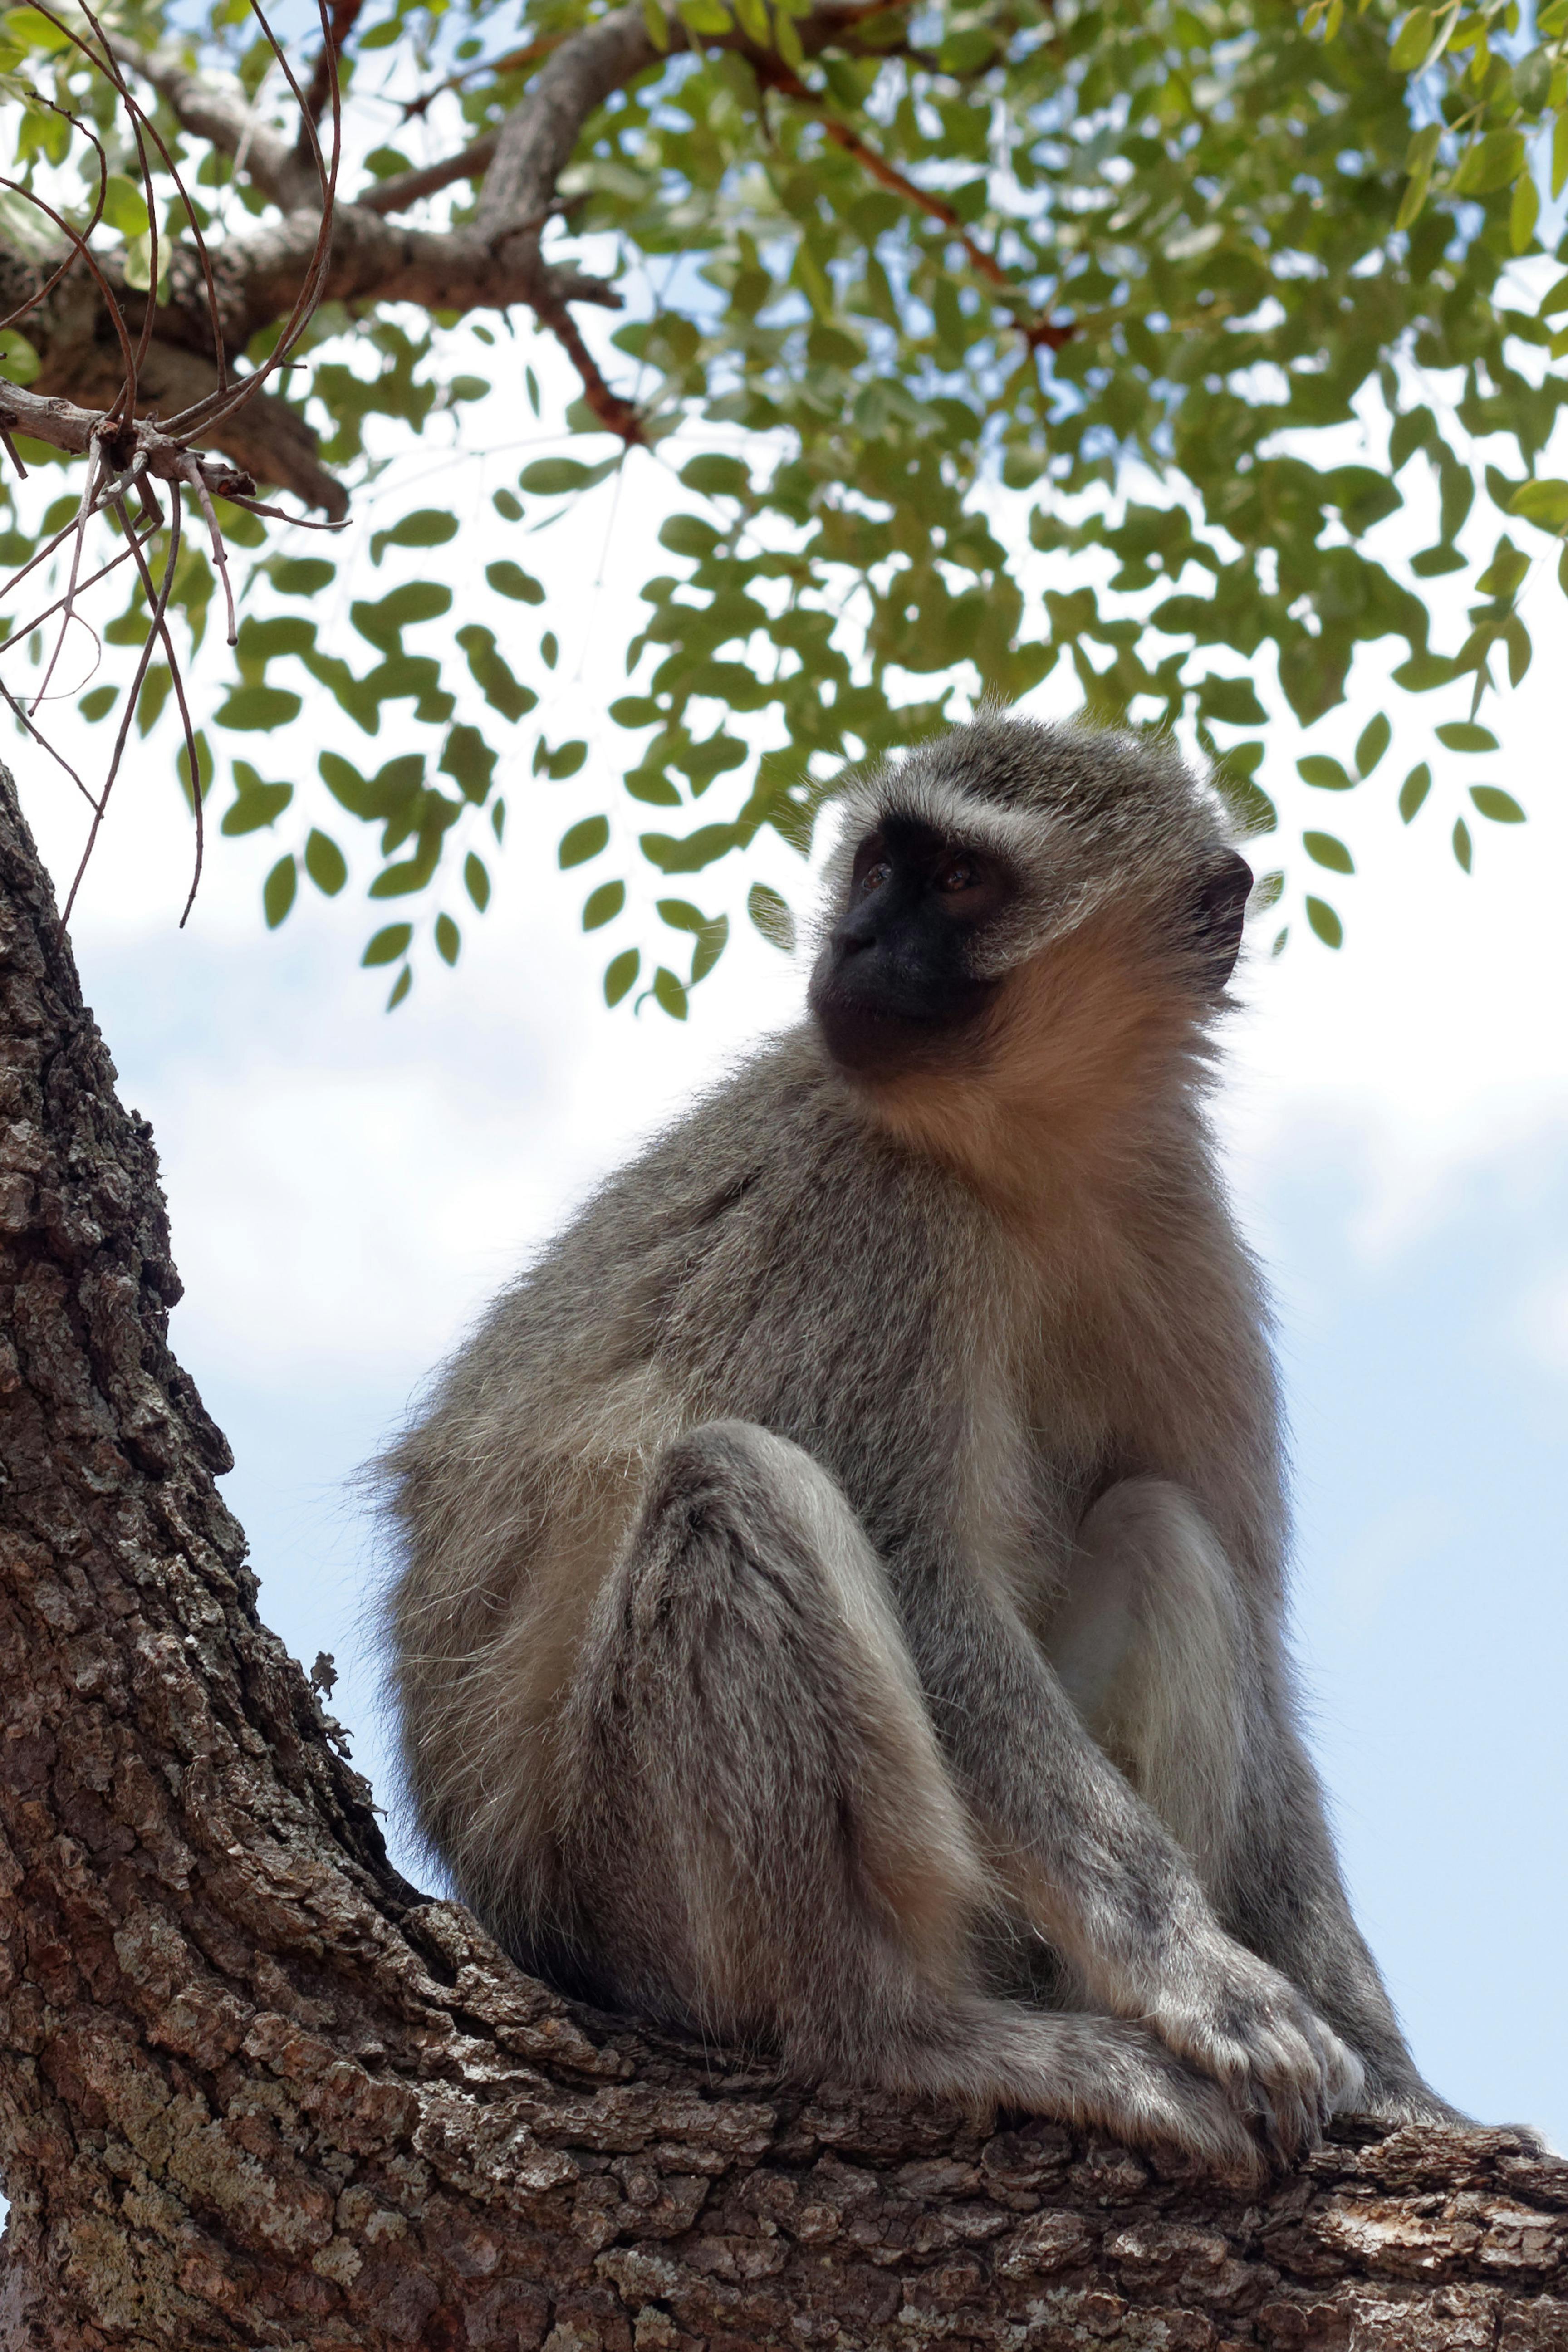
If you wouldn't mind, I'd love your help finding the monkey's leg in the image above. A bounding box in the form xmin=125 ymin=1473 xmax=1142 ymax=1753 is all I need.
xmin=553 ymin=1421 xmax=1262 ymax=2172
xmin=1058 ymin=1478 xmax=1461 ymax=2126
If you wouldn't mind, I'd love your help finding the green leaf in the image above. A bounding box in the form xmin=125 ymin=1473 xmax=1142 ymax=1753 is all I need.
xmin=78 ymin=684 xmax=117 ymax=722
xmin=304 ymin=829 xmax=347 ymax=896
xmin=1303 ymin=830 xmax=1354 ymax=874
xmin=221 ymin=766 xmax=293 ymax=835
xmin=440 ymin=724 xmax=496 ymax=804
xmin=271 ymin=558 xmax=335 ymax=597
xmin=370 ymin=508 xmax=459 ymax=564
xmin=263 ymin=855 xmax=297 ymax=929
xmin=639 ymin=823 xmax=740 ymax=873
xmin=1398 ymin=763 xmax=1432 ymax=823
xmin=1436 ymin=723 xmax=1498 ymax=753
xmin=518 ymin=457 xmax=618 ymax=496
xmin=583 ymin=880 xmax=625 ymax=930
xmin=1475 ymin=537 xmax=1529 ymax=599
xmin=651 ymin=965 xmax=689 ymax=1019
xmin=1354 ymin=715 xmax=1390 ymax=778
xmin=1304 ymin=896 xmax=1343 ymax=948
xmin=1389 ymin=6 xmax=1435 ymax=69
xmin=100 ymin=172 xmax=149 ymax=236
xmin=1510 ymin=480 xmax=1568 ymax=530
xmin=363 ymin=923 xmax=413 ymax=966
xmin=747 ymin=884 xmax=799 ymax=955
xmin=657 ymin=897 xmax=707 ymax=933
xmin=604 ymin=947 xmax=640 ymax=1005
xmin=1452 ymin=818 xmax=1473 ymax=872
xmin=691 ymin=912 xmax=729 ymax=984
xmin=658 ymin=514 xmax=722 ymax=560
xmin=644 ymin=0 xmax=669 ymax=49
xmin=435 ymin=913 xmax=461 ymax=965
xmin=610 ymin=696 xmax=661 ymax=728
xmin=1452 ymin=131 xmax=1526 ymax=199
xmin=1469 ymin=785 xmax=1525 ymax=823
xmin=1296 ymin=755 xmax=1355 ymax=792
xmin=352 ymin=582 xmax=452 ymax=651
xmin=485 ymin=560 xmax=545 ymax=605
xmin=464 ymin=853 xmax=491 ymax=910
xmin=679 ymin=454 xmax=751 ymax=499
xmin=0 ymin=328 xmax=40 ymax=384
xmin=560 ymin=817 xmax=610 ymax=868
xmin=215 ymin=684 xmax=301 ymax=731
xmin=386 ymin=966 xmax=413 ymax=1009
xmin=1510 ymin=172 xmax=1540 ymax=257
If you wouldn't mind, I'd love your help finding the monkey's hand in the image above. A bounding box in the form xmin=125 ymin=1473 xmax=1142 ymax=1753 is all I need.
xmin=1138 ymin=1924 xmax=1365 ymax=2161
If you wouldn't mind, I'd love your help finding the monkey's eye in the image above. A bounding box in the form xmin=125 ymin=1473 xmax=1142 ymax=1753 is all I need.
xmin=858 ymin=860 xmax=892 ymax=898
xmin=935 ymin=857 xmax=979 ymax=894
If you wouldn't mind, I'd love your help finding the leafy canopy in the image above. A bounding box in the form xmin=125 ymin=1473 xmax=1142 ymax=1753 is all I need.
xmin=0 ymin=0 xmax=1564 ymax=1012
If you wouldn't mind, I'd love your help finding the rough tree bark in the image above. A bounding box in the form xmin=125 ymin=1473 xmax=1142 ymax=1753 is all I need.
xmin=0 ymin=752 xmax=1563 ymax=2352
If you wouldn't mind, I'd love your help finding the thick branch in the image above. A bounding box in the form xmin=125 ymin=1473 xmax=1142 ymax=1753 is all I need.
xmin=0 ymin=747 xmax=1563 ymax=2349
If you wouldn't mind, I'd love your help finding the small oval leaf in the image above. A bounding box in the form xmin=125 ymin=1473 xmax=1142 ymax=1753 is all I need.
xmin=1354 ymin=715 xmax=1391 ymax=777
xmin=560 ymin=816 xmax=610 ymax=868
xmin=304 ymin=828 xmax=347 ymax=896
xmin=263 ymin=855 xmax=297 ymax=930
xmin=1398 ymin=763 xmax=1432 ymax=823
xmin=363 ymin=922 xmax=413 ymax=966
xmin=1304 ymin=896 xmax=1343 ymax=948
xmin=1297 ymin=755 xmax=1355 ymax=792
xmin=1303 ymin=830 xmax=1355 ymax=874
xmin=1469 ymin=785 xmax=1525 ymax=823
xmin=604 ymin=947 xmax=640 ymax=1005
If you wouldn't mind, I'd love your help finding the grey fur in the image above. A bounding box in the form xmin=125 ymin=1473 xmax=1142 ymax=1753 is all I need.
xmin=381 ymin=714 xmax=1455 ymax=2174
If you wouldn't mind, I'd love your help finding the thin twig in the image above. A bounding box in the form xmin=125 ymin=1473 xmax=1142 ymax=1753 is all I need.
xmin=30 ymin=441 xmax=102 ymax=716
xmin=63 ymin=487 xmax=186 ymax=929
xmin=181 ymin=456 xmax=238 ymax=646
xmin=0 ymin=514 xmax=161 ymax=659
xmin=0 ymin=430 xmax=24 ymax=479
xmin=0 ymin=672 xmax=96 ymax=808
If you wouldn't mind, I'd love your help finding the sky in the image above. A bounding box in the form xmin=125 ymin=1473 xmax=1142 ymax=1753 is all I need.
xmin=5 ymin=323 xmax=1567 ymax=2156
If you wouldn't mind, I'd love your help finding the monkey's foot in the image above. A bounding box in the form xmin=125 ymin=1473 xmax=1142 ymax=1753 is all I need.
xmin=1135 ymin=1930 xmax=1364 ymax=2161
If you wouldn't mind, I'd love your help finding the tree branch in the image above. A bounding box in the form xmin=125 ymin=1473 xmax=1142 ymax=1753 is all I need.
xmin=108 ymin=34 xmax=319 ymax=212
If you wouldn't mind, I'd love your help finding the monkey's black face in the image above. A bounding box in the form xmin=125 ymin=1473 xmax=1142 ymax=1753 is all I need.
xmin=809 ymin=815 xmax=1015 ymax=1076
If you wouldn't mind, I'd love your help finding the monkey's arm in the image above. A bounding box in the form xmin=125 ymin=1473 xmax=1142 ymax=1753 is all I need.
xmin=911 ymin=1567 xmax=1362 ymax=2144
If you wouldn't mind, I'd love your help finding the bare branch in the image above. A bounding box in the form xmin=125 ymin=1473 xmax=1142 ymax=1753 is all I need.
xmin=181 ymin=455 xmax=239 ymax=646
xmin=0 ymin=380 xmax=255 ymax=499
xmin=358 ymin=130 xmax=498 ymax=214
xmin=296 ymin=0 xmax=366 ymax=151
xmin=108 ymin=34 xmax=318 ymax=211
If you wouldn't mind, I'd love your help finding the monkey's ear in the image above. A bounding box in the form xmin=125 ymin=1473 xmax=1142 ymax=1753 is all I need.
xmin=1191 ymin=851 xmax=1252 ymax=990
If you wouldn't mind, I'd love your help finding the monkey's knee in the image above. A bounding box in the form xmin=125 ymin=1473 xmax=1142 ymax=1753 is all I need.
xmin=565 ymin=1418 xmax=989 ymax=2012
xmin=1049 ymin=1477 xmax=1248 ymax=1884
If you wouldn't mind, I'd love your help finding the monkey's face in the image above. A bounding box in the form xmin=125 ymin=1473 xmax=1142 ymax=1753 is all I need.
xmin=808 ymin=813 xmax=1016 ymax=1076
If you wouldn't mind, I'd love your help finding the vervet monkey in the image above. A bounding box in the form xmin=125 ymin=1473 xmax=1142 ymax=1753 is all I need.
xmin=383 ymin=715 xmax=1457 ymax=2173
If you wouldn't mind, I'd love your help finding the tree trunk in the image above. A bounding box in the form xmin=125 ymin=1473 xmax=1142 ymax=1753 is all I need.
xmin=0 ymin=758 xmax=1562 ymax=2352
